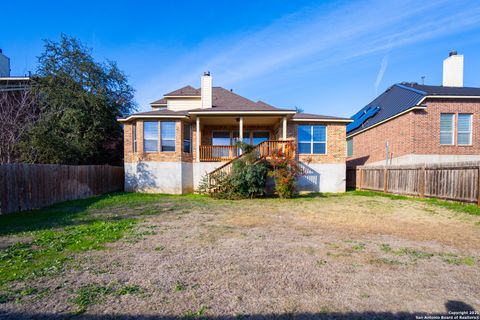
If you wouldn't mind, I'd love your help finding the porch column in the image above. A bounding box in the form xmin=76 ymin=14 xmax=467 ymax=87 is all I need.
xmin=239 ymin=116 xmax=244 ymax=141
xmin=282 ymin=116 xmax=287 ymax=140
xmin=196 ymin=117 xmax=200 ymax=162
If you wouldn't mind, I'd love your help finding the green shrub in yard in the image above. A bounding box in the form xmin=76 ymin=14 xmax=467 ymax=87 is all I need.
xmin=211 ymin=142 xmax=269 ymax=199
xmin=268 ymin=146 xmax=304 ymax=198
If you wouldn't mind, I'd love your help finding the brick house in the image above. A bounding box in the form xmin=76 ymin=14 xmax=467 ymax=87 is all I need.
xmin=119 ymin=72 xmax=351 ymax=194
xmin=347 ymin=52 xmax=480 ymax=167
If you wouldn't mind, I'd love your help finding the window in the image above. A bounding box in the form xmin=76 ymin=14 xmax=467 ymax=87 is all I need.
xmin=132 ymin=123 xmax=137 ymax=153
xmin=143 ymin=121 xmax=158 ymax=152
xmin=252 ymin=131 xmax=270 ymax=145
xmin=212 ymin=131 xmax=230 ymax=145
xmin=440 ymin=114 xmax=454 ymax=145
xmin=298 ymin=125 xmax=326 ymax=154
xmin=161 ymin=121 xmax=176 ymax=152
xmin=183 ymin=123 xmax=191 ymax=153
xmin=457 ymin=114 xmax=472 ymax=145
xmin=347 ymin=138 xmax=353 ymax=157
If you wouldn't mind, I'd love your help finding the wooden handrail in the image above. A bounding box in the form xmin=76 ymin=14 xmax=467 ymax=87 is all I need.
xmin=207 ymin=140 xmax=295 ymax=191
xmin=200 ymin=145 xmax=239 ymax=162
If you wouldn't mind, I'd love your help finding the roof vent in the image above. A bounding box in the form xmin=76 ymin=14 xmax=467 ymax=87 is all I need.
xmin=449 ymin=50 xmax=457 ymax=57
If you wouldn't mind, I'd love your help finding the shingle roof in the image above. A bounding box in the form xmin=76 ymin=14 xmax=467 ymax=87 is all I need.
xmin=201 ymin=87 xmax=293 ymax=112
xmin=347 ymin=83 xmax=480 ymax=136
xmin=150 ymin=98 xmax=167 ymax=105
xmin=293 ymin=113 xmax=351 ymax=121
xmin=164 ymin=85 xmax=200 ymax=96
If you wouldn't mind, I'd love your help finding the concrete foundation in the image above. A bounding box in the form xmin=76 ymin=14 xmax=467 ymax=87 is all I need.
xmin=125 ymin=161 xmax=346 ymax=194
xmin=296 ymin=163 xmax=346 ymax=193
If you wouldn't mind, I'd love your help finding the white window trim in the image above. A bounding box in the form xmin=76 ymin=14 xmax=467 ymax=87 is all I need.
xmin=440 ymin=113 xmax=455 ymax=146
xmin=298 ymin=125 xmax=327 ymax=155
xmin=143 ymin=121 xmax=159 ymax=153
xmin=160 ymin=121 xmax=176 ymax=152
xmin=457 ymin=113 xmax=473 ymax=146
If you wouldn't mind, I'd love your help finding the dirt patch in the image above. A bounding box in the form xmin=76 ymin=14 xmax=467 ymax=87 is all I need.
xmin=0 ymin=194 xmax=479 ymax=318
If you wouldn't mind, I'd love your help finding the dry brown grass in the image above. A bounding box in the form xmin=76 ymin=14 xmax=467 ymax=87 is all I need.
xmin=1 ymin=193 xmax=479 ymax=318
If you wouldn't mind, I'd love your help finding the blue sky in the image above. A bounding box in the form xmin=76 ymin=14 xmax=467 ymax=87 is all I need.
xmin=2 ymin=0 xmax=480 ymax=117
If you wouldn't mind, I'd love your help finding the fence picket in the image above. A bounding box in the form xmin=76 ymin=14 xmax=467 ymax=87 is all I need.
xmin=347 ymin=161 xmax=480 ymax=205
xmin=0 ymin=164 xmax=124 ymax=214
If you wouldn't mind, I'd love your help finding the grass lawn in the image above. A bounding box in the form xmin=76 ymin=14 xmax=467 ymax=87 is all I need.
xmin=0 ymin=191 xmax=479 ymax=319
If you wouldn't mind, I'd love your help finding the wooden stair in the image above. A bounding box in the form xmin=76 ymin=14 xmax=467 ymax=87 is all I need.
xmin=207 ymin=140 xmax=295 ymax=192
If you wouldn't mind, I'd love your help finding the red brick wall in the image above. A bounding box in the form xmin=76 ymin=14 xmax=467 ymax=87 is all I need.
xmin=413 ymin=99 xmax=480 ymax=155
xmin=124 ymin=120 xmax=192 ymax=163
xmin=347 ymin=111 xmax=415 ymax=166
xmin=287 ymin=122 xmax=346 ymax=164
xmin=347 ymin=99 xmax=480 ymax=166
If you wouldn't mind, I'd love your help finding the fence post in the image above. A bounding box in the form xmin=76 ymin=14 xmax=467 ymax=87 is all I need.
xmin=383 ymin=167 xmax=388 ymax=193
xmin=420 ymin=166 xmax=426 ymax=198
xmin=358 ymin=168 xmax=363 ymax=191
xmin=477 ymin=167 xmax=480 ymax=207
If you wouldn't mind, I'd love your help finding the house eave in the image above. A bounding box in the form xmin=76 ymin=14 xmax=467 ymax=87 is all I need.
xmin=118 ymin=115 xmax=189 ymax=122
xmin=292 ymin=118 xmax=353 ymax=123
xmin=163 ymin=95 xmax=200 ymax=98
xmin=188 ymin=111 xmax=296 ymax=116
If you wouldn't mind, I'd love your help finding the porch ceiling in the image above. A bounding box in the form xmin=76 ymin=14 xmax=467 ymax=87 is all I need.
xmin=198 ymin=115 xmax=284 ymax=126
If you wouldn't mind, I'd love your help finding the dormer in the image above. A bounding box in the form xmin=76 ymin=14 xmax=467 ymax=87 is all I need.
xmin=149 ymin=73 xmax=213 ymax=112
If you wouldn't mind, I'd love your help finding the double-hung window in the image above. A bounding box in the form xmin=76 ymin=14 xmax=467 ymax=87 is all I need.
xmin=161 ymin=121 xmax=176 ymax=152
xmin=440 ymin=114 xmax=455 ymax=145
xmin=457 ymin=114 xmax=472 ymax=145
xmin=143 ymin=121 xmax=158 ymax=152
xmin=298 ymin=125 xmax=327 ymax=154
xmin=183 ymin=123 xmax=191 ymax=153
xmin=347 ymin=138 xmax=353 ymax=157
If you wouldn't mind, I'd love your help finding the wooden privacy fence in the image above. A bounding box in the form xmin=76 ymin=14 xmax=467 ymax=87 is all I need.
xmin=347 ymin=161 xmax=480 ymax=205
xmin=0 ymin=164 xmax=124 ymax=214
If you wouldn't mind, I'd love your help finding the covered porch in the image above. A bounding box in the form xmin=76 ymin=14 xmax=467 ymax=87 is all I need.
xmin=194 ymin=115 xmax=291 ymax=162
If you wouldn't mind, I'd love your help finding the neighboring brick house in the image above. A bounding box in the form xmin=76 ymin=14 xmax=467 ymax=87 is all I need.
xmin=119 ymin=72 xmax=351 ymax=194
xmin=347 ymin=53 xmax=480 ymax=166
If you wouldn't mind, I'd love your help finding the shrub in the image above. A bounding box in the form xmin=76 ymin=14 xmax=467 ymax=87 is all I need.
xmin=210 ymin=142 xmax=268 ymax=199
xmin=268 ymin=146 xmax=304 ymax=198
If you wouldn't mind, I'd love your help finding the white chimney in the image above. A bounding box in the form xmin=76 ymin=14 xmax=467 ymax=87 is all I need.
xmin=443 ymin=51 xmax=463 ymax=87
xmin=201 ymin=71 xmax=212 ymax=109
xmin=0 ymin=49 xmax=11 ymax=77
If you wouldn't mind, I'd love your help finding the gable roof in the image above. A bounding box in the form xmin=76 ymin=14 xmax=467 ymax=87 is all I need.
xmin=122 ymin=85 xmax=350 ymax=122
xmin=347 ymin=83 xmax=480 ymax=137
xmin=163 ymin=85 xmax=200 ymax=97
xmin=150 ymin=98 xmax=167 ymax=105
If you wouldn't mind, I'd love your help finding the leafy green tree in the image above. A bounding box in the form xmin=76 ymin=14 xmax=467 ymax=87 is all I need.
xmin=20 ymin=35 xmax=136 ymax=164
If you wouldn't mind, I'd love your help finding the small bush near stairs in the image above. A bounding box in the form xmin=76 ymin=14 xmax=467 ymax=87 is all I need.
xmin=267 ymin=147 xmax=304 ymax=198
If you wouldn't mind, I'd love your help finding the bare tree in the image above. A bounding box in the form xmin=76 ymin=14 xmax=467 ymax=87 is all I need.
xmin=0 ymin=88 xmax=38 ymax=163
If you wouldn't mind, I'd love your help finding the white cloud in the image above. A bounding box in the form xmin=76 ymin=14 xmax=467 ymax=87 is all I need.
xmin=135 ymin=0 xmax=480 ymax=110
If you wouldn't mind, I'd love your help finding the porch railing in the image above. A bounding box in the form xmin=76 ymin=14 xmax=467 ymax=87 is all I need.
xmin=199 ymin=145 xmax=240 ymax=162
xmin=200 ymin=140 xmax=295 ymax=162
xmin=208 ymin=140 xmax=295 ymax=190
